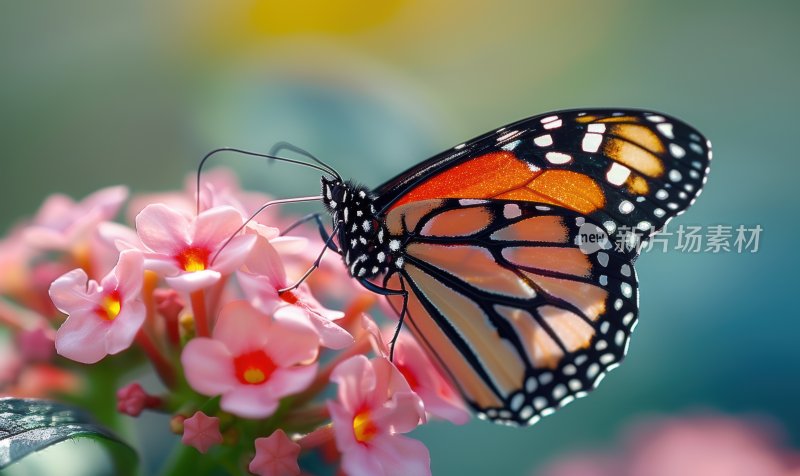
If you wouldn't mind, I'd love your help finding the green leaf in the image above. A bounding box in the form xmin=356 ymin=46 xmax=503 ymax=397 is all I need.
xmin=0 ymin=398 xmax=137 ymax=474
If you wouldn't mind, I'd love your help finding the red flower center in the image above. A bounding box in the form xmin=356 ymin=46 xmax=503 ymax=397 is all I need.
xmin=279 ymin=290 xmax=299 ymax=304
xmin=353 ymin=408 xmax=379 ymax=444
xmin=96 ymin=290 xmax=122 ymax=320
xmin=176 ymin=246 xmax=210 ymax=272
xmin=233 ymin=350 xmax=276 ymax=385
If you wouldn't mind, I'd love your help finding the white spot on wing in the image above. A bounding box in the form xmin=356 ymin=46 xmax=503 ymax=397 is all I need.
xmin=669 ymin=143 xmax=686 ymax=158
xmin=546 ymin=152 xmax=572 ymax=164
xmin=533 ymin=134 xmax=553 ymax=147
xmin=501 ymin=140 xmax=521 ymax=151
xmin=606 ymin=163 xmax=631 ymax=186
xmin=656 ymin=123 xmax=674 ymax=139
xmin=582 ymin=133 xmax=603 ymax=153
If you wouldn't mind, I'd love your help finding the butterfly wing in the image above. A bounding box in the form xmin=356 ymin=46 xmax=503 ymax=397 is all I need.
xmin=371 ymin=109 xmax=710 ymax=425
xmin=374 ymin=109 xmax=712 ymax=251
xmin=382 ymin=199 xmax=635 ymax=425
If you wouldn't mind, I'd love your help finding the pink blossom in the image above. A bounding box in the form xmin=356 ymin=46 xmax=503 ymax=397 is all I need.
xmin=362 ymin=318 xmax=468 ymax=425
xmin=390 ymin=333 xmax=469 ymax=425
xmin=135 ymin=204 xmax=256 ymax=293
xmin=181 ymin=300 xmax=319 ymax=418
xmin=116 ymin=382 xmax=162 ymax=417
xmin=249 ymin=429 xmax=301 ymax=476
xmin=16 ymin=323 xmax=56 ymax=363
xmin=182 ymin=411 xmax=223 ymax=454
xmin=238 ymin=235 xmax=352 ymax=350
xmin=49 ymin=250 xmax=146 ymax=364
xmin=538 ymin=414 xmax=800 ymax=476
xmin=24 ymin=186 xmax=128 ymax=251
xmin=328 ymin=355 xmax=429 ymax=476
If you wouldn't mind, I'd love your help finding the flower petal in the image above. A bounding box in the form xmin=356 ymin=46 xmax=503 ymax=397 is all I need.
xmin=369 ymin=434 xmax=431 ymax=476
xmin=212 ymin=301 xmax=270 ymax=355
xmin=267 ymin=308 xmax=319 ymax=366
xmin=220 ymin=385 xmax=280 ymax=419
xmin=107 ymin=250 xmax=144 ymax=298
xmin=331 ymin=355 xmax=373 ymax=412
xmin=192 ymin=206 xmax=245 ymax=247
xmin=136 ymin=204 xmax=191 ymax=253
xmin=211 ymin=234 xmax=256 ymax=275
xmin=165 ymin=269 xmax=221 ymax=293
xmin=49 ymin=269 xmax=97 ymax=314
xmin=55 ymin=314 xmax=110 ymax=364
xmin=263 ymin=364 xmax=318 ymax=398
xmin=340 ymin=442 xmax=385 ymax=476
xmin=104 ymin=301 xmax=146 ymax=355
xmin=371 ymin=391 xmax=425 ymax=434
xmin=181 ymin=338 xmax=237 ymax=395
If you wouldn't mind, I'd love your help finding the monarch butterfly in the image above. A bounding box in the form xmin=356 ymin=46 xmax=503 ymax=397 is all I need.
xmin=221 ymin=108 xmax=711 ymax=427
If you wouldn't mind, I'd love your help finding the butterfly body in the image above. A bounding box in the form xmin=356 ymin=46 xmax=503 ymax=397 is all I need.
xmin=318 ymin=109 xmax=711 ymax=426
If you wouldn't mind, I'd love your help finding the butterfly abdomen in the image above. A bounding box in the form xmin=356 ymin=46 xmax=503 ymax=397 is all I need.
xmin=321 ymin=178 xmax=398 ymax=278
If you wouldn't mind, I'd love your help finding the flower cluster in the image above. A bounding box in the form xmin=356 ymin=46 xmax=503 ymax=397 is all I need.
xmin=0 ymin=169 xmax=469 ymax=475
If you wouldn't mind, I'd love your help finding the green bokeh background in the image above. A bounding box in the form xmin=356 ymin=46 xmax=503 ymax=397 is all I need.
xmin=1 ymin=1 xmax=798 ymax=474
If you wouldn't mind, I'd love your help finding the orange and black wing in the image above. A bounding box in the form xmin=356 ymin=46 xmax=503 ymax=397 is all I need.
xmin=374 ymin=108 xmax=712 ymax=252
xmin=372 ymin=109 xmax=710 ymax=425
xmin=382 ymin=199 xmax=635 ymax=426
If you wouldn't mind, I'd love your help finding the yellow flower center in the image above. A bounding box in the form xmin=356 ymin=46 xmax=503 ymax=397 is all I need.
xmin=353 ymin=410 xmax=378 ymax=444
xmin=99 ymin=291 xmax=122 ymax=320
xmin=242 ymin=368 xmax=266 ymax=384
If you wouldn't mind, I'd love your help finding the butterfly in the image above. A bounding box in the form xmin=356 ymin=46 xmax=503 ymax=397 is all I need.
xmin=273 ymin=108 xmax=712 ymax=426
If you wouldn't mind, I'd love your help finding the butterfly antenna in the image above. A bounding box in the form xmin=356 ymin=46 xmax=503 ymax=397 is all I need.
xmin=195 ymin=147 xmax=340 ymax=215
xmin=209 ymin=195 xmax=323 ymax=265
xmin=268 ymin=141 xmax=342 ymax=183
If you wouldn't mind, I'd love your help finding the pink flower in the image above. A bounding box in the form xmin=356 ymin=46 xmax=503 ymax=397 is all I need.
xmin=363 ymin=318 xmax=468 ymax=425
xmin=390 ymin=333 xmax=470 ymax=425
xmin=181 ymin=300 xmax=319 ymax=418
xmin=328 ymin=355 xmax=430 ymax=476
xmin=49 ymin=250 xmax=146 ymax=364
xmin=135 ymin=204 xmax=256 ymax=293
xmin=24 ymin=186 xmax=128 ymax=251
xmin=116 ymin=382 xmax=162 ymax=417
xmin=538 ymin=414 xmax=800 ymax=476
xmin=238 ymin=235 xmax=352 ymax=349
xmin=249 ymin=429 xmax=301 ymax=476
xmin=182 ymin=411 xmax=223 ymax=454
xmin=16 ymin=323 xmax=56 ymax=363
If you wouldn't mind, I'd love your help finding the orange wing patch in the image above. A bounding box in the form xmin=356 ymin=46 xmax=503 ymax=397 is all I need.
xmin=407 ymin=243 xmax=537 ymax=299
xmin=490 ymin=215 xmax=570 ymax=243
xmin=389 ymin=151 xmax=606 ymax=215
xmin=420 ymin=207 xmax=493 ymax=237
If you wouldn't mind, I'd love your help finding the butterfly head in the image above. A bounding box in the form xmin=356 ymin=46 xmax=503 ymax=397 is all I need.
xmin=321 ymin=177 xmax=395 ymax=279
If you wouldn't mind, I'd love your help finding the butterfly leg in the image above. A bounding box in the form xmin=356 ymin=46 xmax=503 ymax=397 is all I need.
xmin=357 ymin=276 xmax=409 ymax=361
xmin=278 ymin=222 xmax=340 ymax=294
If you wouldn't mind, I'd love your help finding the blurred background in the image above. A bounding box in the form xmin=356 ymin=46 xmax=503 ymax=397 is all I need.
xmin=1 ymin=1 xmax=798 ymax=474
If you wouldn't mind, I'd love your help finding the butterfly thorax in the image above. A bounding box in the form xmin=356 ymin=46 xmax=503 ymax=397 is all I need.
xmin=321 ymin=178 xmax=396 ymax=279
